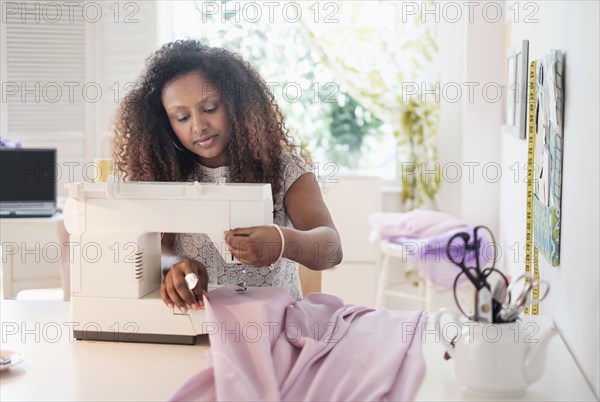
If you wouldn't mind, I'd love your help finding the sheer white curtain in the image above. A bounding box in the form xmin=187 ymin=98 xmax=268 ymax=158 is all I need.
xmin=299 ymin=1 xmax=441 ymax=209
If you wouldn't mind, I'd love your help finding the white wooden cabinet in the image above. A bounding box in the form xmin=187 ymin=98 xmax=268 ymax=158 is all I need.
xmin=320 ymin=176 xmax=381 ymax=307
xmin=0 ymin=215 xmax=63 ymax=298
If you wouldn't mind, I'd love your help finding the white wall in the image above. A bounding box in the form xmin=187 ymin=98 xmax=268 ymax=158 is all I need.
xmin=91 ymin=2 xmax=159 ymax=159
xmin=435 ymin=14 xmax=465 ymax=218
xmin=461 ymin=4 xmax=505 ymax=235
xmin=499 ymin=1 xmax=600 ymax=396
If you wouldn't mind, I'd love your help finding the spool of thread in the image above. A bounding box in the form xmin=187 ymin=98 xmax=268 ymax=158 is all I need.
xmin=93 ymin=158 xmax=113 ymax=183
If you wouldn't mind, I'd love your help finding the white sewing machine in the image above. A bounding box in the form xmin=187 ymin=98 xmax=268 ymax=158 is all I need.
xmin=63 ymin=176 xmax=272 ymax=344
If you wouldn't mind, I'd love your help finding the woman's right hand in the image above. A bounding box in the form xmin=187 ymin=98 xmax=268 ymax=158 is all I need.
xmin=161 ymin=259 xmax=209 ymax=312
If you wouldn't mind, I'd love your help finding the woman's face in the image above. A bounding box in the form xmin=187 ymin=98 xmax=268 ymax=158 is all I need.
xmin=162 ymin=71 xmax=231 ymax=168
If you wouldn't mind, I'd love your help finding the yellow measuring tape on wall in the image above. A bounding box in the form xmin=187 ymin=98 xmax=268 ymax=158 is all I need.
xmin=524 ymin=60 xmax=540 ymax=315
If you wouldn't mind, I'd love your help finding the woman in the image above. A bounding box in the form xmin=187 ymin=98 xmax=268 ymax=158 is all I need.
xmin=112 ymin=40 xmax=343 ymax=312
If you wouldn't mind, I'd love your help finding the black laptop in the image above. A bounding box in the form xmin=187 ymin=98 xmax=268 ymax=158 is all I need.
xmin=0 ymin=148 xmax=57 ymax=217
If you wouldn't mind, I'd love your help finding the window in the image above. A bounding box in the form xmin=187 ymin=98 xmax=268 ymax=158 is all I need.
xmin=1 ymin=0 xmax=159 ymax=195
xmin=1 ymin=2 xmax=86 ymax=153
xmin=167 ymin=1 xmax=397 ymax=180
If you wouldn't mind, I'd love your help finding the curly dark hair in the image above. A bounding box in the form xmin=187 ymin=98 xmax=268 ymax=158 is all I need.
xmin=112 ymin=39 xmax=310 ymax=197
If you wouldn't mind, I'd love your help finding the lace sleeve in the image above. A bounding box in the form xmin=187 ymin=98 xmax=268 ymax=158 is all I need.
xmin=281 ymin=152 xmax=313 ymax=195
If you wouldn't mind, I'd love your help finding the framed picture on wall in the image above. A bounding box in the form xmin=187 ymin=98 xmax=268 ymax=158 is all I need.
xmin=504 ymin=40 xmax=529 ymax=139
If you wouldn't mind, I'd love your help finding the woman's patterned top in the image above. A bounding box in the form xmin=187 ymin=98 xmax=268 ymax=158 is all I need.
xmin=172 ymin=153 xmax=312 ymax=300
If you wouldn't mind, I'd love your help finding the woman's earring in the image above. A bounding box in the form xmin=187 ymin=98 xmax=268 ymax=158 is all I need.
xmin=172 ymin=140 xmax=184 ymax=152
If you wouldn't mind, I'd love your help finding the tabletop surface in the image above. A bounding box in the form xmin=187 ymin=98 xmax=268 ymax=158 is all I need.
xmin=0 ymin=300 xmax=596 ymax=401
xmin=0 ymin=300 xmax=210 ymax=401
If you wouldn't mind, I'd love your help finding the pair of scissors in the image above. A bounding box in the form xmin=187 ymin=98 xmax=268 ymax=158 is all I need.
xmin=446 ymin=226 xmax=509 ymax=323
xmin=497 ymin=274 xmax=550 ymax=322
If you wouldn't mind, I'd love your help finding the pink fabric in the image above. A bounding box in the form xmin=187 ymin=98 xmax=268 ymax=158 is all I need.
xmin=170 ymin=286 xmax=427 ymax=401
xmin=369 ymin=209 xmax=469 ymax=239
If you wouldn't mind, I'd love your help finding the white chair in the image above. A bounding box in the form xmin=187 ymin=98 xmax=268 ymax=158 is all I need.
xmin=376 ymin=237 xmax=481 ymax=313
xmin=375 ymin=239 xmax=438 ymax=311
xmin=375 ymin=239 xmax=469 ymax=311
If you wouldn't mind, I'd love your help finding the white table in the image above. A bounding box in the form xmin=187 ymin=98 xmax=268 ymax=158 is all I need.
xmin=0 ymin=214 xmax=64 ymax=298
xmin=0 ymin=300 xmax=210 ymax=401
xmin=0 ymin=301 xmax=596 ymax=401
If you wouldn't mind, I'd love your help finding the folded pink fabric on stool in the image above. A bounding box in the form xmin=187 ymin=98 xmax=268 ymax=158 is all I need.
xmin=385 ymin=228 xmax=494 ymax=289
xmin=369 ymin=209 xmax=469 ymax=239
xmin=170 ymin=286 xmax=427 ymax=401
xmin=370 ymin=210 xmax=497 ymax=289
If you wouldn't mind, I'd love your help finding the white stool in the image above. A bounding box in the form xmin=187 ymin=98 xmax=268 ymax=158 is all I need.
xmin=375 ymin=240 xmax=436 ymax=310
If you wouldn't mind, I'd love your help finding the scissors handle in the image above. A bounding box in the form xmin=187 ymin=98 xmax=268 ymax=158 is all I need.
xmin=506 ymin=274 xmax=550 ymax=305
xmin=446 ymin=232 xmax=471 ymax=266
xmin=497 ymin=276 xmax=551 ymax=322
xmin=520 ymin=280 xmax=550 ymax=305
xmin=534 ymin=279 xmax=550 ymax=302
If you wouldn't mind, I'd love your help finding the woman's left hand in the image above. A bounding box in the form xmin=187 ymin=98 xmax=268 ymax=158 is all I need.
xmin=223 ymin=225 xmax=283 ymax=267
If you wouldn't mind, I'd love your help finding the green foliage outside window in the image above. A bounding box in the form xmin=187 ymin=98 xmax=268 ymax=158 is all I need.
xmin=178 ymin=0 xmax=386 ymax=170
